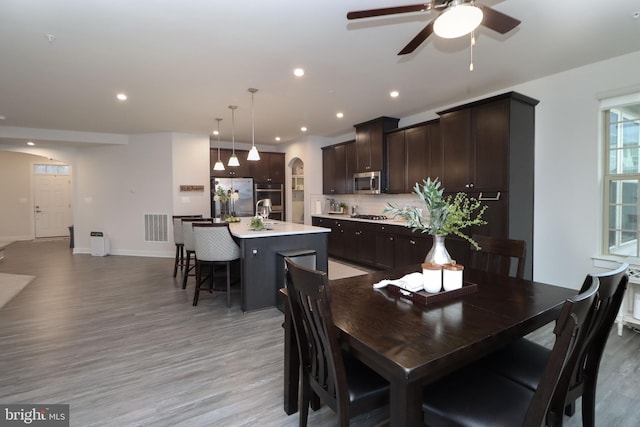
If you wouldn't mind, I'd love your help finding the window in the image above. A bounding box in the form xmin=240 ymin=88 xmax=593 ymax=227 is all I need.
xmin=603 ymin=95 xmax=640 ymax=257
xmin=33 ymin=164 xmax=69 ymax=175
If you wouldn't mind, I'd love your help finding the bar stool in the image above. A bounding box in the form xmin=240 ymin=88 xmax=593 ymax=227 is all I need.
xmin=172 ymin=215 xmax=202 ymax=277
xmin=192 ymin=222 xmax=241 ymax=307
xmin=181 ymin=217 xmax=213 ymax=290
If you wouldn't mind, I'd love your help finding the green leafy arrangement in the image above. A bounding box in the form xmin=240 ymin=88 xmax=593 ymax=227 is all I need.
xmin=250 ymin=216 xmax=264 ymax=230
xmin=213 ymin=185 xmax=239 ymax=203
xmin=383 ymin=177 xmax=488 ymax=249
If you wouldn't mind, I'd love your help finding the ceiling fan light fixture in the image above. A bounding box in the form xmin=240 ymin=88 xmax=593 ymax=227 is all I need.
xmin=433 ymin=3 xmax=483 ymax=39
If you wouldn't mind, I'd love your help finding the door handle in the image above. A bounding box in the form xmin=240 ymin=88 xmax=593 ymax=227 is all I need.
xmin=478 ymin=191 xmax=501 ymax=201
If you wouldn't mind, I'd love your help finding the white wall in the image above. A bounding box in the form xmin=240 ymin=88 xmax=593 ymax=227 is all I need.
xmin=171 ymin=133 xmax=212 ymax=217
xmin=73 ymin=132 xmax=210 ymax=257
xmin=515 ymin=51 xmax=640 ymax=288
xmin=282 ymin=136 xmax=333 ymax=225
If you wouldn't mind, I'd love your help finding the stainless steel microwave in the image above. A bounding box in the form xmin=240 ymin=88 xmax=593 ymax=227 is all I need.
xmin=354 ymin=171 xmax=381 ymax=194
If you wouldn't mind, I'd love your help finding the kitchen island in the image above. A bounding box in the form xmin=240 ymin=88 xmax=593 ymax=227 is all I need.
xmin=228 ymin=218 xmax=330 ymax=312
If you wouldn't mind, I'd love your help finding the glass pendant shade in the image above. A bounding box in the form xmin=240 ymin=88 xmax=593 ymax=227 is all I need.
xmin=247 ymin=88 xmax=260 ymax=161
xmin=213 ymin=118 xmax=225 ymax=171
xmin=213 ymin=159 xmax=225 ymax=171
xmin=247 ymin=145 xmax=260 ymax=161
xmin=433 ymin=3 xmax=483 ymax=39
xmin=228 ymin=105 xmax=239 ymax=167
xmin=228 ymin=154 xmax=240 ymax=167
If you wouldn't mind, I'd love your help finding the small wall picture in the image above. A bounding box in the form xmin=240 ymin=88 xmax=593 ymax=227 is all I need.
xmin=179 ymin=185 xmax=205 ymax=192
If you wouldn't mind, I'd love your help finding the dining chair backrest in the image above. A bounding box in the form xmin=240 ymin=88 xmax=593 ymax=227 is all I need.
xmin=469 ymin=234 xmax=526 ymax=279
xmin=192 ymin=223 xmax=240 ymax=262
xmin=525 ymin=277 xmax=599 ymax=426
xmin=182 ymin=218 xmax=212 ymax=251
xmin=172 ymin=215 xmax=202 ymax=245
xmin=548 ymin=263 xmax=629 ymax=424
xmin=284 ymin=257 xmax=350 ymax=422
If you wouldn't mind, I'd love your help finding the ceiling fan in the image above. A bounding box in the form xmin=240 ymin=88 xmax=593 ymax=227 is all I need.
xmin=347 ymin=0 xmax=520 ymax=55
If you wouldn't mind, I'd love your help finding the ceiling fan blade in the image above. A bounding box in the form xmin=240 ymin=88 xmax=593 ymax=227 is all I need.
xmin=398 ymin=20 xmax=434 ymax=55
xmin=347 ymin=3 xmax=431 ymax=20
xmin=477 ymin=4 xmax=521 ymax=34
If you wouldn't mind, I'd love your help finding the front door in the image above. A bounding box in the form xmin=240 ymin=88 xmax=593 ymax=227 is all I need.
xmin=34 ymin=174 xmax=72 ymax=237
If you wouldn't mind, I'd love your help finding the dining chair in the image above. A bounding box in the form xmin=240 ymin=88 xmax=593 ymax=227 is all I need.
xmin=181 ymin=218 xmax=213 ymax=290
xmin=421 ymin=277 xmax=599 ymax=427
xmin=284 ymin=257 xmax=390 ymax=427
xmin=469 ymin=234 xmax=527 ymax=279
xmin=192 ymin=222 xmax=241 ymax=307
xmin=480 ymin=263 xmax=629 ymax=427
xmin=172 ymin=215 xmax=202 ymax=277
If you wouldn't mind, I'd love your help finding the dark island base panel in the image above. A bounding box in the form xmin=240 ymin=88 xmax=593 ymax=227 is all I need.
xmin=239 ymin=233 xmax=328 ymax=312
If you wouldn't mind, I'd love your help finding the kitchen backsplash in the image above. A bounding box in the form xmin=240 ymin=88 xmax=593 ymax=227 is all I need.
xmin=323 ymin=193 xmax=421 ymax=216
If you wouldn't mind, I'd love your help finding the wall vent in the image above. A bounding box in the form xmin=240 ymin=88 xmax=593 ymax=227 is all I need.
xmin=144 ymin=213 xmax=169 ymax=242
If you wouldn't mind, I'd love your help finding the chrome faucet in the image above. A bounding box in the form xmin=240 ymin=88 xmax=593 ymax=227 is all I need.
xmin=256 ymin=198 xmax=272 ymax=219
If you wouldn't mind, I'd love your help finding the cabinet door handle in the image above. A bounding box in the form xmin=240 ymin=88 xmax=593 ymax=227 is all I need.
xmin=479 ymin=191 xmax=501 ymax=201
xmin=410 ymin=239 xmax=416 ymax=245
xmin=465 ymin=183 xmax=475 ymax=188
xmin=389 ymin=237 xmax=394 ymax=241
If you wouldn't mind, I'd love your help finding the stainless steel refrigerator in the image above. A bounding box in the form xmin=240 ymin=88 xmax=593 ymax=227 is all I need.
xmin=211 ymin=177 xmax=255 ymax=217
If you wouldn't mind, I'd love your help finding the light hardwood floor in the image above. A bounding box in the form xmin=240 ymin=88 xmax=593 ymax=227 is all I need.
xmin=0 ymin=239 xmax=638 ymax=426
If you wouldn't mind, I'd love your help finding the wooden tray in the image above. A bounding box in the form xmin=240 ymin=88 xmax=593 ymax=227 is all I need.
xmin=386 ymin=281 xmax=478 ymax=306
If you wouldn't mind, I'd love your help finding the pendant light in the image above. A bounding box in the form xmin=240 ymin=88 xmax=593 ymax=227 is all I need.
xmin=213 ymin=118 xmax=225 ymax=171
xmin=247 ymin=88 xmax=260 ymax=161
xmin=227 ymin=105 xmax=240 ymax=167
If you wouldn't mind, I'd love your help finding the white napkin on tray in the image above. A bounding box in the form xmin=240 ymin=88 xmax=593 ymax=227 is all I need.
xmin=373 ymin=272 xmax=423 ymax=292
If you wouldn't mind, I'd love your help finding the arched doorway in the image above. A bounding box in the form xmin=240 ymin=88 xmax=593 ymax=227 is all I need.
xmin=290 ymin=158 xmax=304 ymax=224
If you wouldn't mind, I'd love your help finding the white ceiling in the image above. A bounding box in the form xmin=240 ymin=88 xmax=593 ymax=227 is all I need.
xmin=0 ymin=0 xmax=639 ymax=148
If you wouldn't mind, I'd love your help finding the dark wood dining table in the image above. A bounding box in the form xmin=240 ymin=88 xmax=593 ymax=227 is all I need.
xmin=280 ymin=264 xmax=577 ymax=427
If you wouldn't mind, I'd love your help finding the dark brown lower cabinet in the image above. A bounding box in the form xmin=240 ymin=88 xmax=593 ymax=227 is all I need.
xmin=394 ymin=233 xmax=431 ymax=267
xmin=374 ymin=225 xmax=395 ymax=269
xmin=313 ymin=217 xmax=346 ymax=259
xmin=314 ymin=217 xmax=473 ymax=270
xmin=342 ymin=221 xmax=376 ymax=266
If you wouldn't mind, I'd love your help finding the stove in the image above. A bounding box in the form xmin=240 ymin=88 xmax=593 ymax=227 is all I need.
xmin=351 ymin=214 xmax=388 ymax=220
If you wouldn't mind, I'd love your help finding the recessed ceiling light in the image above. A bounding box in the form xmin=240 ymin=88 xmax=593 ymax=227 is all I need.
xmin=45 ymin=34 xmax=56 ymax=43
xmin=301 ymin=126 xmax=307 ymax=132
xmin=275 ymin=136 xmax=281 ymax=142
xmin=27 ymin=141 xmax=35 ymax=146
xmin=633 ymin=11 xmax=640 ymax=19
xmin=293 ymin=68 xmax=305 ymax=77
xmin=336 ymin=112 xmax=344 ymax=119
xmin=390 ymin=90 xmax=399 ymax=98
xmin=116 ymin=93 xmax=127 ymax=101
xmin=0 ymin=115 xmax=6 ymax=120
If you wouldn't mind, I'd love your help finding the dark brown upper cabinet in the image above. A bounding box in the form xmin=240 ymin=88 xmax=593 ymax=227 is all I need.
xmin=322 ymin=140 xmax=356 ymax=195
xmin=251 ymin=151 xmax=285 ymax=184
xmin=210 ymin=148 xmax=252 ymax=178
xmin=386 ymin=120 xmax=441 ymax=193
xmin=354 ymin=117 xmax=399 ymax=173
xmin=437 ymin=92 xmax=538 ymax=193
xmin=210 ymin=149 xmax=284 ymax=183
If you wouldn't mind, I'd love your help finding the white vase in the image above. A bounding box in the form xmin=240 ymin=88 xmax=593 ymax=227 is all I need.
xmin=425 ymin=234 xmax=452 ymax=266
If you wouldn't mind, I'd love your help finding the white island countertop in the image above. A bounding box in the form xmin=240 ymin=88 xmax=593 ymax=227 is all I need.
xmin=228 ymin=218 xmax=330 ymax=239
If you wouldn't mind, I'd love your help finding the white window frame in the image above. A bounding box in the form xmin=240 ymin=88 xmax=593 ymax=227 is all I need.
xmin=601 ymin=92 xmax=640 ymax=258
